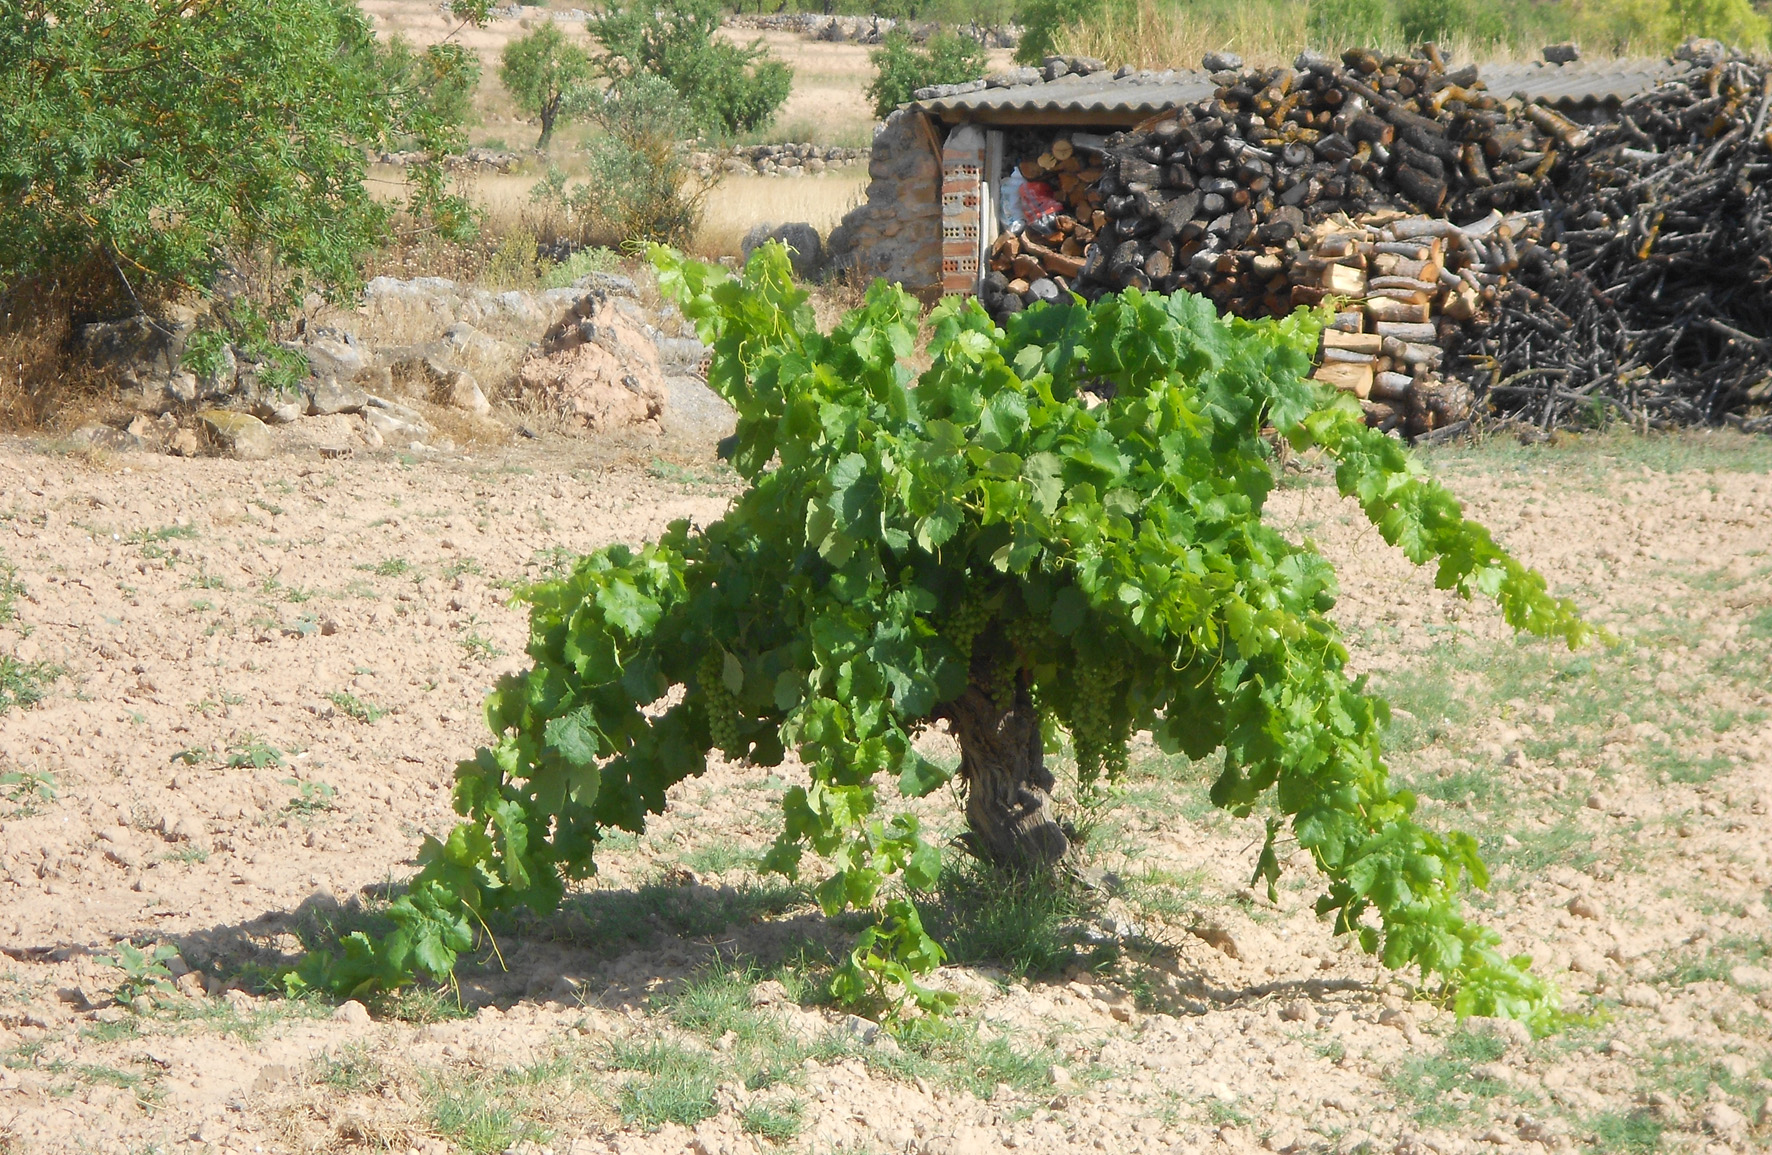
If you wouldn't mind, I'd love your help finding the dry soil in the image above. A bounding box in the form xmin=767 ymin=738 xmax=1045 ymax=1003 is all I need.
xmin=0 ymin=430 xmax=1768 ymax=1155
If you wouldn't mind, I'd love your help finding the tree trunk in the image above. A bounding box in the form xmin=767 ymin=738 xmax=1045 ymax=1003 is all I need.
xmin=946 ymin=683 xmax=1070 ymax=871
xmin=537 ymin=94 xmax=558 ymax=150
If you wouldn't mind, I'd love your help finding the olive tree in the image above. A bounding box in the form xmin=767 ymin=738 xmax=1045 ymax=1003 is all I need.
xmin=500 ymin=20 xmax=595 ymax=148
xmin=588 ymin=0 xmax=792 ymax=138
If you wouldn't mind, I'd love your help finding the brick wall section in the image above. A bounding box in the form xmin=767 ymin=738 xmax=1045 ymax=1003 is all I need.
xmin=825 ymin=109 xmax=944 ymax=297
xmin=939 ymin=125 xmax=985 ymax=295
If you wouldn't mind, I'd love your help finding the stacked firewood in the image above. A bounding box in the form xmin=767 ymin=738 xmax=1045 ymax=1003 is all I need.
xmin=983 ymin=135 xmax=1107 ymax=305
xmin=1068 ymin=48 xmax=1578 ymax=310
xmin=1297 ymin=210 xmax=1539 ymax=436
xmin=1458 ymin=50 xmax=1772 ymax=428
xmin=974 ymin=44 xmax=1772 ymax=433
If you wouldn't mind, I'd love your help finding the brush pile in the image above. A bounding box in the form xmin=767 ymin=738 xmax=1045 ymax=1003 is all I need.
xmin=1457 ymin=51 xmax=1772 ymax=428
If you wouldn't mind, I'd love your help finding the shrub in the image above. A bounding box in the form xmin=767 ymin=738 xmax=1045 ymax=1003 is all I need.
xmin=500 ymin=21 xmax=595 ymax=148
xmin=868 ymin=31 xmax=990 ymax=117
xmin=0 ymin=0 xmax=482 ymax=313
xmin=294 ymin=245 xmax=1591 ymax=1032
xmin=539 ymin=74 xmax=713 ymax=249
xmin=1397 ymin=0 xmax=1508 ymax=47
xmin=1664 ymin=0 xmax=1769 ymax=45
xmin=589 ymin=0 xmax=792 ymax=138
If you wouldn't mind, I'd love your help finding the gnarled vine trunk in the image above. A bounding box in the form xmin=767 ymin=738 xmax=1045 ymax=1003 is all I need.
xmin=946 ymin=683 xmax=1070 ymax=871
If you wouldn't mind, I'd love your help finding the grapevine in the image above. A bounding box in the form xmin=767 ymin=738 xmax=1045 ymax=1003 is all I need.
xmin=294 ymin=242 xmax=1592 ymax=1032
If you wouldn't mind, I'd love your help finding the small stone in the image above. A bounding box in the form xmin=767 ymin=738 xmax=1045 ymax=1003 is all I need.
xmin=1048 ymin=1064 xmax=1080 ymax=1091
xmin=332 ymin=999 xmax=372 ymax=1025
xmin=1701 ymin=1101 xmax=1748 ymax=1139
xmin=252 ymin=1063 xmax=293 ymax=1094
xmin=841 ymin=1014 xmax=880 ymax=1044
xmin=1619 ymin=983 xmax=1662 ymax=1010
xmin=1202 ymin=51 xmax=1244 ymax=72
xmin=1189 ymin=921 xmax=1243 ymax=960
xmin=443 ymin=370 xmax=491 ymax=417
xmin=1729 ymin=964 xmax=1772 ymax=990
xmin=302 ymin=336 xmax=364 ymax=381
xmin=750 ymin=979 xmax=791 ymax=1007
xmin=1566 ymin=894 xmax=1602 ymax=920
xmin=129 ymin=994 xmax=155 ymax=1015
xmin=197 ymin=409 xmax=274 ymax=460
xmin=251 ymin=396 xmax=304 ymax=424
xmin=1466 ymin=1016 xmax=1533 ymax=1049
xmin=1279 ymin=1000 xmax=1312 ymax=1022
xmin=1542 ymin=42 xmax=1581 ymax=64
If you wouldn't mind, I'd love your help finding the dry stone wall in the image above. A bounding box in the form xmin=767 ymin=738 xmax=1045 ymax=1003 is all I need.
xmin=825 ymin=110 xmax=943 ymax=295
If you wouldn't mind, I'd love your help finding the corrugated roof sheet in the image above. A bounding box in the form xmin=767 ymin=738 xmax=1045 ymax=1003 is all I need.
xmin=914 ymin=69 xmax=1217 ymax=119
xmin=1478 ymin=58 xmax=1683 ymax=109
xmin=915 ymin=59 xmax=1685 ymax=121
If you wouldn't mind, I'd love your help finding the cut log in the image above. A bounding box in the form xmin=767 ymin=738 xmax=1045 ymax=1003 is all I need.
xmin=1323 ymin=329 xmax=1383 ymax=354
xmin=1322 ymin=263 xmax=1367 ymax=295
xmin=1311 ymin=360 xmax=1374 ymax=398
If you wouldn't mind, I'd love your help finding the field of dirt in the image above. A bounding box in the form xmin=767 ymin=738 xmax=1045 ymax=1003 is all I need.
xmin=0 ymin=429 xmax=1769 ymax=1155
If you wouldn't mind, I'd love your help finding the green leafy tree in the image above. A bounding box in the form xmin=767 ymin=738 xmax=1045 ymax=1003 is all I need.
xmin=0 ymin=0 xmax=484 ymax=310
xmin=501 ymin=20 xmax=595 ymax=148
xmin=379 ymin=35 xmax=483 ymax=140
xmin=589 ymin=0 xmax=792 ymax=138
xmin=296 ymin=246 xmax=1590 ymax=1031
xmin=868 ymin=31 xmax=989 ymax=118
xmin=1664 ymin=0 xmax=1769 ymax=45
xmin=1014 ymin=0 xmax=1101 ymax=65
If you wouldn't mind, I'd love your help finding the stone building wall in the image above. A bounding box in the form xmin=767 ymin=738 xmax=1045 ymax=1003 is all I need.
xmin=825 ymin=109 xmax=944 ymax=297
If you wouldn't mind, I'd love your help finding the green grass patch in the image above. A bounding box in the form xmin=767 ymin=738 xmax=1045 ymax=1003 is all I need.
xmin=1387 ymin=1027 xmax=1515 ymax=1128
xmin=609 ymin=1037 xmax=720 ymax=1129
xmin=430 ymin=1082 xmax=535 ymax=1154
xmin=0 ymin=769 xmax=56 ymax=818
xmin=915 ymin=856 xmax=1114 ymax=979
xmin=225 ymin=735 xmax=283 ymax=769
xmin=740 ymin=1096 xmax=805 ymax=1141
xmin=325 ymin=690 xmax=387 ymax=723
xmin=0 ymin=655 xmax=62 ymax=715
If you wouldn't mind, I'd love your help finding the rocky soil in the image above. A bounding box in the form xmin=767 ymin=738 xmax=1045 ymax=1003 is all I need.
xmin=0 ymin=429 xmax=1768 ymax=1155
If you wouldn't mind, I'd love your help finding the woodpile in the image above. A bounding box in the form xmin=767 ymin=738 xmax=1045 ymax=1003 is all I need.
xmin=982 ymin=134 xmax=1108 ymax=306
xmin=1294 ymin=210 xmax=1537 ymax=436
xmin=1061 ymin=46 xmax=1566 ymax=309
xmin=974 ymin=44 xmax=1772 ymax=434
xmin=1456 ymin=50 xmax=1772 ymax=429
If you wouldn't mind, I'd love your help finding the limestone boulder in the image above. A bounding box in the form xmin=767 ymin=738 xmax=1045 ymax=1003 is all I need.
xmin=516 ymin=298 xmax=664 ymax=435
xmin=198 ymin=410 xmax=274 ymax=461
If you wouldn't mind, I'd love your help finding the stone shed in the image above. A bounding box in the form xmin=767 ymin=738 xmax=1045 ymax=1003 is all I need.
xmin=826 ymin=61 xmax=1214 ymax=299
xmin=825 ymin=52 xmax=1676 ymax=301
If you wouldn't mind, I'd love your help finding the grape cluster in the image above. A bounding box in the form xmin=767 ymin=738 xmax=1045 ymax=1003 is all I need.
xmin=698 ymin=649 xmax=741 ymax=755
xmin=1067 ymin=656 xmax=1128 ymax=784
xmin=940 ymin=582 xmax=994 ymax=664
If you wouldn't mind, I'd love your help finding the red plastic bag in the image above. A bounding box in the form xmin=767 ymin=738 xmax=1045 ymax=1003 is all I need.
xmin=1020 ymin=180 xmax=1063 ymax=230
